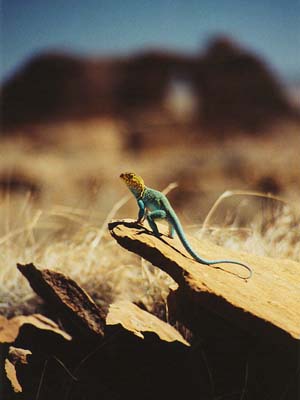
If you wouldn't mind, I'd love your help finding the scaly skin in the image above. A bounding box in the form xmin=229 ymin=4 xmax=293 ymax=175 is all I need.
xmin=120 ymin=172 xmax=252 ymax=280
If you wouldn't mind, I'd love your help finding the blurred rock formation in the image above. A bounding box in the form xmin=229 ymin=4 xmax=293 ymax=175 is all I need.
xmin=1 ymin=36 xmax=298 ymax=134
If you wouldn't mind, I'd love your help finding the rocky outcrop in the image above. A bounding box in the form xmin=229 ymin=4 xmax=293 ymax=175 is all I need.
xmin=108 ymin=219 xmax=300 ymax=341
xmin=2 ymin=263 xmax=191 ymax=400
xmin=108 ymin=219 xmax=300 ymax=400
xmin=17 ymin=263 xmax=106 ymax=340
xmin=2 ymin=37 xmax=297 ymax=133
xmin=2 ymin=227 xmax=300 ymax=399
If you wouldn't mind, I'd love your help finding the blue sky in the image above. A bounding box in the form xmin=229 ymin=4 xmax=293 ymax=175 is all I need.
xmin=1 ymin=0 xmax=300 ymax=83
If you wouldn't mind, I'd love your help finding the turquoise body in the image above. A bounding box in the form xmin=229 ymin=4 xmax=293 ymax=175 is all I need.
xmin=136 ymin=187 xmax=252 ymax=279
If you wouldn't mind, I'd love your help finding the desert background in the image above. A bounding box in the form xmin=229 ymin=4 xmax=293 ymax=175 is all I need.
xmin=1 ymin=1 xmax=300 ymax=399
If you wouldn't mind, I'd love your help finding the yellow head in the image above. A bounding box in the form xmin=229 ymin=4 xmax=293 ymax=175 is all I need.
xmin=120 ymin=172 xmax=145 ymax=198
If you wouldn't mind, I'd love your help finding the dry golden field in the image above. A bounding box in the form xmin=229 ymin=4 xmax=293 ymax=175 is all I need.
xmin=1 ymin=118 xmax=300 ymax=317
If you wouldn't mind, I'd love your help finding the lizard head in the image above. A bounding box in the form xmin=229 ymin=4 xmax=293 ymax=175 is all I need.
xmin=120 ymin=172 xmax=145 ymax=199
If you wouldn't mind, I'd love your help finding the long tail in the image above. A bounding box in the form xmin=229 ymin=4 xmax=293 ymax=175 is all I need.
xmin=170 ymin=213 xmax=252 ymax=279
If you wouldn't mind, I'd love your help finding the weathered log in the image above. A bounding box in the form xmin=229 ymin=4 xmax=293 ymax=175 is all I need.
xmin=17 ymin=263 xmax=106 ymax=339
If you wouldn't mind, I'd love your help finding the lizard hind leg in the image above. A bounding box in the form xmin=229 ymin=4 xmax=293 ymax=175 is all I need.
xmin=147 ymin=210 xmax=167 ymax=237
xmin=168 ymin=222 xmax=175 ymax=238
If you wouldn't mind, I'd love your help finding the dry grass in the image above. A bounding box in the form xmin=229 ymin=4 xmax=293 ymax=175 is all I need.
xmin=0 ymin=193 xmax=175 ymax=317
xmin=198 ymin=190 xmax=300 ymax=260
xmin=0 ymin=118 xmax=300 ymax=317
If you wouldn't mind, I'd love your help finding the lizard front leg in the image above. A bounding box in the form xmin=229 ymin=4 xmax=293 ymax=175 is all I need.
xmin=168 ymin=222 xmax=175 ymax=238
xmin=136 ymin=199 xmax=146 ymax=223
xmin=147 ymin=210 xmax=167 ymax=237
